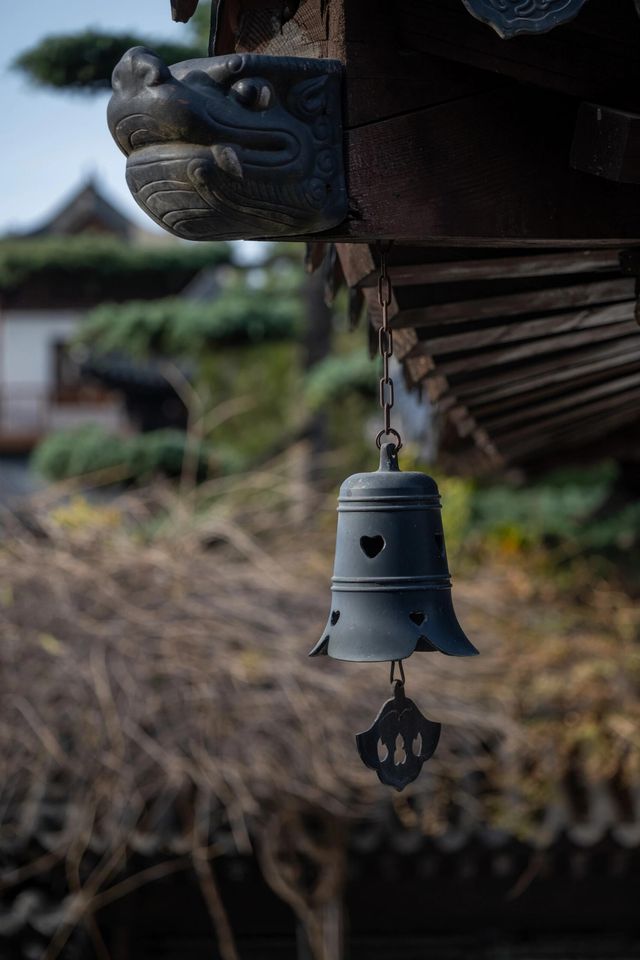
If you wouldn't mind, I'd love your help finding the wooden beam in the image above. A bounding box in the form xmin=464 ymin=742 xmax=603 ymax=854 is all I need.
xmin=414 ymin=301 xmax=635 ymax=354
xmin=443 ymin=336 xmax=640 ymax=401
xmin=345 ymin=42 xmax=498 ymax=128
xmin=361 ymin=250 xmax=624 ymax=288
xmin=450 ymin=354 xmax=640 ymax=438
xmin=506 ymin=401 xmax=640 ymax=461
xmin=492 ymin=384 xmax=640 ymax=447
xmin=430 ymin=320 xmax=640 ymax=376
xmin=465 ymin=349 xmax=640 ymax=415
xmin=344 ymin=85 xmax=640 ymax=244
xmin=335 ymin=243 xmax=377 ymax=289
xmin=360 ymin=286 xmax=421 ymax=360
xmin=393 ymin=279 xmax=635 ymax=330
xmin=484 ymin=368 xmax=640 ymax=434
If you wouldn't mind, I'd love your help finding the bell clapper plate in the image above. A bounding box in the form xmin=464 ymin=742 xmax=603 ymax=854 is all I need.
xmin=356 ymin=661 xmax=441 ymax=791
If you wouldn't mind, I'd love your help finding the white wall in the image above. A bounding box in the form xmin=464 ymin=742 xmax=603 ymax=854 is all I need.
xmin=0 ymin=309 xmax=81 ymax=388
xmin=0 ymin=309 xmax=124 ymax=437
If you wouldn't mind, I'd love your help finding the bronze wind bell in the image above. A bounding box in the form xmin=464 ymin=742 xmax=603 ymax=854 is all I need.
xmin=311 ymin=248 xmax=478 ymax=790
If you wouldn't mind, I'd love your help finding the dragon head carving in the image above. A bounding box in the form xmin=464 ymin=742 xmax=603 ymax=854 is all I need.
xmin=108 ymin=48 xmax=347 ymax=240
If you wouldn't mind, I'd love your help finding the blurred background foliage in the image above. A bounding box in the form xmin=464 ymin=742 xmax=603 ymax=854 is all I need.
xmin=13 ymin=7 xmax=211 ymax=91
xmin=13 ymin=30 xmax=202 ymax=90
xmin=79 ymin=273 xmax=302 ymax=355
xmin=0 ymin=236 xmax=229 ymax=297
xmin=32 ymin=424 xmax=220 ymax=484
xmin=11 ymin=229 xmax=637 ymax=592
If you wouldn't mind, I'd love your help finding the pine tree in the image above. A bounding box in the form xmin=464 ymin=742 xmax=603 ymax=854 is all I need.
xmin=13 ymin=8 xmax=211 ymax=92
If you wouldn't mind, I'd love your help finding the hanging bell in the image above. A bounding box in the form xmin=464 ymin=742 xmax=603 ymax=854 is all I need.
xmin=310 ymin=442 xmax=478 ymax=663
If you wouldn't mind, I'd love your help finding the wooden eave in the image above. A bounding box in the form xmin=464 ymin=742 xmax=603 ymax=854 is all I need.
xmin=208 ymin=0 xmax=640 ymax=466
xmin=336 ymin=242 xmax=640 ymax=469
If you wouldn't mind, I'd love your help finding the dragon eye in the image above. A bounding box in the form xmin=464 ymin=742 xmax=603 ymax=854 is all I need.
xmin=230 ymin=78 xmax=274 ymax=110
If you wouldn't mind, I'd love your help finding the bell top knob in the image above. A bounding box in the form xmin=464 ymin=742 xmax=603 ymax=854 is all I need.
xmin=338 ymin=442 xmax=440 ymax=506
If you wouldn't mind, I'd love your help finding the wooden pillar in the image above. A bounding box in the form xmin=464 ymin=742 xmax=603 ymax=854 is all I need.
xmin=296 ymin=897 xmax=345 ymax=960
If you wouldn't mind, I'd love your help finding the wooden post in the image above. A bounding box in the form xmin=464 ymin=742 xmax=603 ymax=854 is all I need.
xmin=296 ymin=897 xmax=345 ymax=960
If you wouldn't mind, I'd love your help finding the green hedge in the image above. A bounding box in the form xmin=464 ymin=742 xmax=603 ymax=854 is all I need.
xmin=32 ymin=425 xmax=220 ymax=483
xmin=0 ymin=237 xmax=230 ymax=295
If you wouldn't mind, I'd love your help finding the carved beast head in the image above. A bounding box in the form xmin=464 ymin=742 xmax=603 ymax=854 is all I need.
xmin=108 ymin=48 xmax=347 ymax=240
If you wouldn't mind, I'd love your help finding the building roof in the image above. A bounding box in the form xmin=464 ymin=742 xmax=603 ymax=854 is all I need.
xmin=23 ymin=178 xmax=164 ymax=245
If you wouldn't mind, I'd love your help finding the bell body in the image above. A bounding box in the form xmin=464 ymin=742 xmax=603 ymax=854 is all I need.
xmin=311 ymin=443 xmax=478 ymax=662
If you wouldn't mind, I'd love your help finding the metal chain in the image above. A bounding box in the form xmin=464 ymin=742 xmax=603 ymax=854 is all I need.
xmin=375 ymin=244 xmax=403 ymax=452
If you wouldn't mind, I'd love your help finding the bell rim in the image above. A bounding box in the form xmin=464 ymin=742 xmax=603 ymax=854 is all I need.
xmin=337 ymin=500 xmax=442 ymax=511
xmin=330 ymin=575 xmax=453 ymax=591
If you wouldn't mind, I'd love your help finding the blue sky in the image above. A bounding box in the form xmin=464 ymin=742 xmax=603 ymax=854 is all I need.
xmin=0 ymin=0 xmax=196 ymax=234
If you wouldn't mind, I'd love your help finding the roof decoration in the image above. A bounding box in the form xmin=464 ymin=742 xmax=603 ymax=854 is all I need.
xmin=460 ymin=0 xmax=590 ymax=39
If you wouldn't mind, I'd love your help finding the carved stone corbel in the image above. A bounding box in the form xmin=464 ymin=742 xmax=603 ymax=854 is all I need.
xmin=108 ymin=48 xmax=347 ymax=241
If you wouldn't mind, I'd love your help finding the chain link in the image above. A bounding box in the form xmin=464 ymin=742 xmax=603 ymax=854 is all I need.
xmin=375 ymin=244 xmax=402 ymax=452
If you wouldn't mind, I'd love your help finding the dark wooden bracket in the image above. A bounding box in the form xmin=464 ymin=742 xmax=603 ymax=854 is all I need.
xmin=571 ymin=102 xmax=640 ymax=184
xmin=108 ymin=48 xmax=347 ymax=241
xmin=170 ymin=0 xmax=200 ymax=23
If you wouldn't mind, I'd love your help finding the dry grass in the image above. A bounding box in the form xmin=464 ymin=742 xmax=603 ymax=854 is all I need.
xmin=1 ymin=451 xmax=639 ymax=956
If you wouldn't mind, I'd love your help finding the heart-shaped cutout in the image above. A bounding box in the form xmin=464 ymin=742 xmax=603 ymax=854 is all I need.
xmin=360 ymin=534 xmax=385 ymax=558
xmin=409 ymin=611 xmax=425 ymax=626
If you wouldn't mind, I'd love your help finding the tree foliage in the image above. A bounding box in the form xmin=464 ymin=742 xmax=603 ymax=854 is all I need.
xmin=32 ymin=424 xmax=219 ymax=483
xmin=79 ymin=282 xmax=302 ymax=355
xmin=305 ymin=351 xmax=379 ymax=410
xmin=13 ymin=30 xmax=201 ymax=91
xmin=469 ymin=463 xmax=640 ymax=556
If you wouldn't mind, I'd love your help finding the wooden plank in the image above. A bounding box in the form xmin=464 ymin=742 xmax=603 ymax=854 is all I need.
xmin=484 ymin=369 xmax=640 ymax=434
xmin=464 ymin=348 xmax=640 ymax=415
xmin=443 ymin=336 xmax=640 ymax=401
xmin=438 ymin=341 xmax=640 ymax=431
xmin=361 ymin=287 xmax=418 ymax=360
xmin=343 ymin=87 xmax=640 ymax=244
xmin=492 ymin=384 xmax=640 ymax=447
xmin=430 ymin=320 xmax=640 ymax=376
xmin=449 ymin=354 xmax=640 ymax=438
xmin=335 ymin=244 xmax=419 ymax=363
xmin=335 ymin=243 xmax=376 ymax=288
xmin=505 ymin=401 xmax=640 ymax=461
xmin=344 ymin=43 xmax=499 ymax=128
xmin=393 ymin=278 xmax=635 ymax=329
xmin=414 ymin=301 xmax=635 ymax=354
xmin=403 ymin=354 xmax=439 ymax=390
xmin=362 ymin=250 xmax=624 ymax=288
